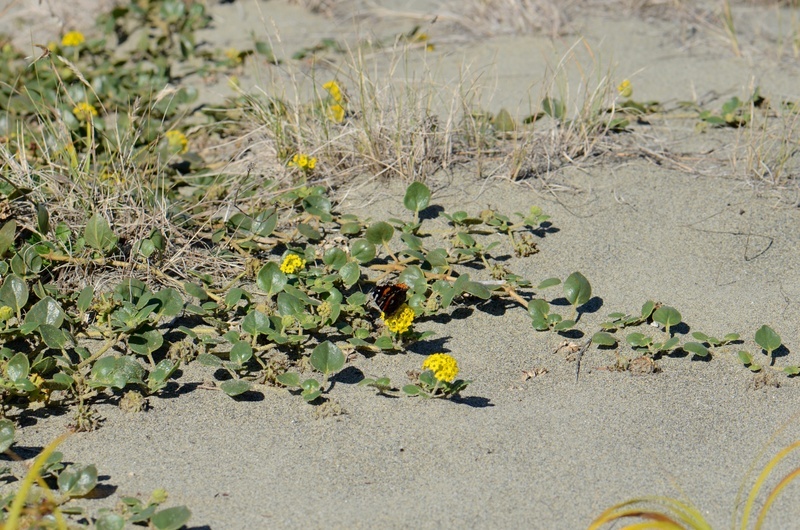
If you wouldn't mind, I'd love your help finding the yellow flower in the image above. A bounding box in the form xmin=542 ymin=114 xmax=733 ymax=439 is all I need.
xmin=28 ymin=373 xmax=50 ymax=403
xmin=61 ymin=31 xmax=85 ymax=47
xmin=383 ymin=304 xmax=414 ymax=334
xmin=225 ymin=48 xmax=242 ymax=64
xmin=72 ymin=102 xmax=98 ymax=122
xmin=422 ymin=353 xmax=459 ymax=383
xmin=280 ymin=254 xmax=306 ymax=274
xmin=322 ymin=80 xmax=343 ymax=103
xmin=290 ymin=153 xmax=317 ymax=171
xmin=327 ymin=103 xmax=345 ymax=123
xmin=0 ymin=306 xmax=12 ymax=322
xmin=617 ymin=79 xmax=633 ymax=98
xmin=165 ymin=130 xmax=189 ymax=154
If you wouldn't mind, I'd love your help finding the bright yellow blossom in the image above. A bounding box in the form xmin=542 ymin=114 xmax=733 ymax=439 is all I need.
xmin=61 ymin=31 xmax=85 ymax=47
xmin=165 ymin=130 xmax=189 ymax=154
xmin=422 ymin=353 xmax=459 ymax=383
xmin=322 ymin=80 xmax=343 ymax=103
xmin=280 ymin=254 xmax=306 ymax=274
xmin=0 ymin=306 xmax=12 ymax=322
xmin=617 ymin=79 xmax=633 ymax=98
xmin=290 ymin=153 xmax=317 ymax=171
xmin=383 ymin=304 xmax=414 ymax=334
xmin=327 ymin=103 xmax=345 ymax=123
xmin=72 ymin=102 xmax=98 ymax=122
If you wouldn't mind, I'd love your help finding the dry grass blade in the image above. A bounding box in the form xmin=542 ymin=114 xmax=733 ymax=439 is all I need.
xmin=588 ymin=496 xmax=712 ymax=530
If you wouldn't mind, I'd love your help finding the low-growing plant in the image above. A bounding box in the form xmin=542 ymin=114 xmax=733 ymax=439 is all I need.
xmin=403 ymin=353 xmax=470 ymax=399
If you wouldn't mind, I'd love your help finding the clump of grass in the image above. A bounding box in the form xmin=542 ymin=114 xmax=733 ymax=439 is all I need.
xmin=590 ymin=434 xmax=800 ymax=529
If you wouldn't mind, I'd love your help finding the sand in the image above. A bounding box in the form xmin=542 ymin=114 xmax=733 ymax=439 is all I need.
xmin=4 ymin=1 xmax=800 ymax=528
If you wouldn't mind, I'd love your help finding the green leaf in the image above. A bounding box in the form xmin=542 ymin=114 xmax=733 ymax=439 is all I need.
xmin=229 ymin=341 xmax=253 ymax=365
xmin=256 ymin=262 xmax=287 ymax=296
xmin=591 ymin=332 xmax=617 ymax=347
xmin=83 ymin=214 xmax=118 ymax=252
xmin=197 ymin=354 xmax=222 ymax=367
xmin=95 ymin=512 xmax=125 ymax=530
xmin=553 ymin=319 xmax=575 ymax=331
xmin=36 ymin=203 xmax=50 ymax=235
xmin=463 ymin=281 xmax=491 ymax=300
xmin=403 ymin=182 xmax=431 ymax=213
xmin=310 ymin=341 xmax=344 ymax=375
xmin=527 ymin=299 xmax=550 ymax=319
xmin=77 ymin=285 xmax=94 ymax=313
xmin=653 ymin=306 xmax=681 ymax=334
xmin=662 ymin=336 xmax=680 ymax=351
xmin=402 ymin=384 xmax=421 ymax=396
xmin=537 ymin=278 xmax=561 ymax=289
xmin=154 ymin=288 xmax=184 ymax=317
xmin=0 ymin=220 xmax=16 ymax=257
xmin=5 ymin=352 xmax=29 ymax=382
xmin=276 ymin=372 xmax=300 ymax=387
xmin=640 ymin=300 xmax=656 ymax=319
xmin=150 ymin=506 xmax=191 ymax=530
xmin=365 ymin=221 xmax=394 ymax=244
xmin=563 ymin=271 xmax=591 ymax=307
xmin=302 ymin=389 xmax=323 ymax=402
xmin=39 ymin=324 xmax=72 ymax=350
xmin=755 ymin=325 xmax=781 ymax=354
xmin=149 ymin=359 xmax=178 ymax=385
xmin=0 ymin=274 xmax=28 ymax=313
xmin=683 ymin=342 xmax=709 ymax=358
xmin=783 ymin=366 xmax=800 ymax=376
xmin=374 ymin=336 xmax=394 ymax=350
xmin=627 ymin=333 xmax=651 ymax=348
xmin=128 ymin=327 xmax=164 ymax=356
xmin=738 ymin=350 xmax=753 ymax=365
xmin=298 ymin=223 xmax=322 ymax=241
xmin=542 ymin=97 xmax=565 ymax=120
xmin=58 ymin=463 xmax=97 ymax=497
xmin=425 ymin=248 xmax=449 ymax=268
xmin=339 ymin=261 xmax=360 ymax=287
xmin=0 ymin=419 xmax=15 ymax=452
xmin=242 ymin=310 xmax=271 ymax=336
xmin=350 ymin=239 xmax=376 ymax=264
xmin=219 ymin=380 xmax=251 ymax=397
xmin=323 ymin=248 xmax=347 ymax=270
xmin=276 ymin=292 xmax=304 ymax=316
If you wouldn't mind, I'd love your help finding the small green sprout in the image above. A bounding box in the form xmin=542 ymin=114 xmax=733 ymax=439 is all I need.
xmin=755 ymin=324 xmax=782 ymax=365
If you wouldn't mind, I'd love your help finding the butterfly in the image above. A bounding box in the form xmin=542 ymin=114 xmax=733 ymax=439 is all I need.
xmin=370 ymin=282 xmax=409 ymax=316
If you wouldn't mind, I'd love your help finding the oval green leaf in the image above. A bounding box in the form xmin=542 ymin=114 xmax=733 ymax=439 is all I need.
xmin=563 ymin=271 xmax=591 ymax=307
xmin=755 ymin=324 xmax=781 ymax=354
xmin=365 ymin=221 xmax=394 ymax=245
xmin=403 ymin=182 xmax=431 ymax=213
xmin=256 ymin=262 xmax=287 ymax=296
xmin=310 ymin=341 xmax=344 ymax=375
xmin=350 ymin=239 xmax=376 ymax=264
xmin=653 ymin=306 xmax=681 ymax=333
xmin=591 ymin=332 xmax=617 ymax=347
xmin=683 ymin=342 xmax=709 ymax=358
xmin=151 ymin=506 xmax=192 ymax=530
xmin=219 ymin=380 xmax=251 ymax=397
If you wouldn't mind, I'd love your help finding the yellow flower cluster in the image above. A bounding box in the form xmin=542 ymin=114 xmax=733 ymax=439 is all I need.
xmin=617 ymin=79 xmax=633 ymax=98
xmin=72 ymin=102 xmax=98 ymax=122
xmin=0 ymin=306 xmax=13 ymax=322
xmin=422 ymin=353 xmax=459 ymax=382
xmin=383 ymin=304 xmax=414 ymax=334
xmin=322 ymin=80 xmax=345 ymax=123
xmin=280 ymin=254 xmax=306 ymax=274
xmin=290 ymin=153 xmax=317 ymax=171
xmin=61 ymin=31 xmax=85 ymax=47
xmin=165 ymin=130 xmax=189 ymax=154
